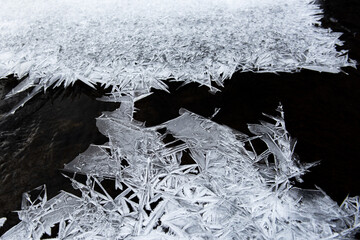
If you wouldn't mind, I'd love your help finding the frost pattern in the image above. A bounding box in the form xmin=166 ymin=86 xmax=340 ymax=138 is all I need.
xmin=0 ymin=0 xmax=356 ymax=106
xmin=2 ymin=105 xmax=359 ymax=239
xmin=1 ymin=1 xmax=359 ymax=238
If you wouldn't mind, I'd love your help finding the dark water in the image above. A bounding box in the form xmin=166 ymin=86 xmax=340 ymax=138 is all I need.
xmin=0 ymin=81 xmax=119 ymax=234
xmin=135 ymin=0 xmax=360 ymax=204
xmin=1 ymin=0 xmax=360 ymax=236
xmin=135 ymin=69 xmax=360 ymax=203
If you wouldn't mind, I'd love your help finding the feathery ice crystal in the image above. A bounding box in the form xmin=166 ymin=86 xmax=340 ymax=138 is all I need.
xmin=2 ymin=104 xmax=359 ymax=239
xmin=1 ymin=1 xmax=359 ymax=239
xmin=0 ymin=0 xmax=356 ymax=113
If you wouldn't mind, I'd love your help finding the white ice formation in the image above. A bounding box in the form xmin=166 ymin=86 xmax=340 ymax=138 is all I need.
xmin=0 ymin=0 xmax=357 ymax=112
xmin=1 ymin=0 xmax=359 ymax=239
xmin=2 ymin=104 xmax=359 ymax=239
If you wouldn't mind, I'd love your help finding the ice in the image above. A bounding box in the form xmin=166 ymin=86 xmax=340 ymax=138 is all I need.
xmin=0 ymin=0 xmax=357 ymax=114
xmin=3 ymin=105 xmax=359 ymax=239
xmin=0 ymin=218 xmax=5 ymax=228
xmin=1 ymin=1 xmax=359 ymax=237
xmin=1 ymin=186 xmax=83 ymax=239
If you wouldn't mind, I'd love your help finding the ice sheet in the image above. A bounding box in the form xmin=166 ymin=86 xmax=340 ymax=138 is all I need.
xmin=1 ymin=1 xmax=359 ymax=237
xmin=4 ymin=105 xmax=359 ymax=239
xmin=0 ymin=0 xmax=356 ymax=112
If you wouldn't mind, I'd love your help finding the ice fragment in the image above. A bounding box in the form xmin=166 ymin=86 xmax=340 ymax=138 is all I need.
xmin=0 ymin=0 xmax=356 ymax=113
xmin=3 ymin=106 xmax=359 ymax=239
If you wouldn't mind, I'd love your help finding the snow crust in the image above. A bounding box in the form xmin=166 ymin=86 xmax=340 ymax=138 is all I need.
xmin=0 ymin=0 xmax=356 ymax=104
xmin=2 ymin=104 xmax=359 ymax=239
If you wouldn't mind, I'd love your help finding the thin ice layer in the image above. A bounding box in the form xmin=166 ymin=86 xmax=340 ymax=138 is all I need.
xmin=0 ymin=0 xmax=356 ymax=100
xmin=1 ymin=186 xmax=83 ymax=239
xmin=5 ymin=105 xmax=358 ymax=239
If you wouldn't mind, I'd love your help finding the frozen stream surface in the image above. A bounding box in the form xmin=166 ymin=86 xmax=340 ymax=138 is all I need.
xmin=1 ymin=103 xmax=360 ymax=239
xmin=0 ymin=0 xmax=359 ymax=239
xmin=0 ymin=0 xmax=356 ymax=111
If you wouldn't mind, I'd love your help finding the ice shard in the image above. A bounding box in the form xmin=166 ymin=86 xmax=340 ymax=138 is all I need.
xmin=0 ymin=0 xmax=356 ymax=114
xmin=1 ymin=1 xmax=358 ymax=238
xmin=3 ymin=106 xmax=359 ymax=239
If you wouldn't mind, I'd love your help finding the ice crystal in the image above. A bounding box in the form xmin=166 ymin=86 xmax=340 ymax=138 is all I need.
xmin=0 ymin=0 xmax=356 ymax=111
xmin=1 ymin=1 xmax=359 ymax=238
xmin=0 ymin=218 xmax=5 ymax=228
xmin=2 ymin=105 xmax=359 ymax=239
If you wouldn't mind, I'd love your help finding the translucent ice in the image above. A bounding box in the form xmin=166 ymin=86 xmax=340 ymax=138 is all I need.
xmin=3 ymin=105 xmax=359 ymax=239
xmin=0 ymin=0 xmax=356 ymax=113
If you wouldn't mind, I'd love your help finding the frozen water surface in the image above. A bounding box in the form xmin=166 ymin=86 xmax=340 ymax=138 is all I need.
xmin=0 ymin=0 xmax=356 ymax=108
xmin=2 ymin=104 xmax=359 ymax=239
xmin=1 ymin=0 xmax=359 ymax=239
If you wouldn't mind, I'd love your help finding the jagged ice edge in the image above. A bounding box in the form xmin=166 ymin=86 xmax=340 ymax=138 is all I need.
xmin=0 ymin=0 xmax=357 ymax=115
xmin=2 ymin=104 xmax=359 ymax=239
